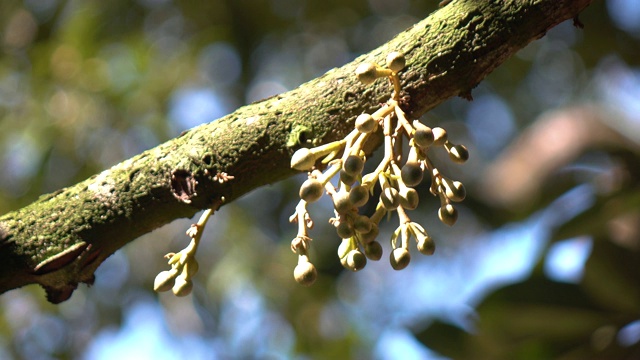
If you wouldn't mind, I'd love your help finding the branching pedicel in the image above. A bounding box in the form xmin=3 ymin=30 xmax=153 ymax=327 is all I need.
xmin=289 ymin=51 xmax=469 ymax=286
xmin=153 ymin=202 xmax=220 ymax=296
xmin=154 ymin=175 xmax=230 ymax=297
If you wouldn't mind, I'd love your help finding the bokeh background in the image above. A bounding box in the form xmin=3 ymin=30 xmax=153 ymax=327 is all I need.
xmin=1 ymin=0 xmax=640 ymax=359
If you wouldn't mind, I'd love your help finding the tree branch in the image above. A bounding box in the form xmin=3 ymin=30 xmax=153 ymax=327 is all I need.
xmin=0 ymin=0 xmax=593 ymax=302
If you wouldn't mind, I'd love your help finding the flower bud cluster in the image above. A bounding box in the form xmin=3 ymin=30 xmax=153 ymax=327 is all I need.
xmin=289 ymin=51 xmax=469 ymax=284
xmin=154 ymin=207 xmax=215 ymax=296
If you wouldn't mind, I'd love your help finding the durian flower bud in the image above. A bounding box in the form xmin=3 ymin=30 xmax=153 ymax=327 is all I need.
xmin=412 ymin=121 xmax=434 ymax=147
xmin=333 ymin=190 xmax=353 ymax=214
xmin=336 ymin=219 xmax=355 ymax=239
xmin=355 ymin=113 xmax=377 ymax=134
xmin=364 ymin=241 xmax=383 ymax=261
xmin=291 ymin=148 xmax=317 ymax=171
xmin=153 ymin=270 xmax=177 ymax=292
xmin=447 ymin=143 xmax=469 ymax=164
xmin=299 ymin=178 xmax=324 ymax=203
xmin=339 ymin=170 xmax=357 ymax=186
xmin=356 ymin=63 xmax=392 ymax=85
xmin=401 ymin=161 xmax=423 ymax=187
xmin=359 ymin=223 xmax=379 ymax=244
xmin=294 ymin=259 xmax=317 ymax=286
xmin=390 ymin=248 xmax=411 ymax=270
xmin=417 ymin=234 xmax=435 ymax=255
xmin=343 ymin=155 xmax=365 ymax=176
xmin=431 ymin=127 xmax=448 ymax=146
xmin=349 ymin=185 xmax=370 ymax=208
xmin=353 ymin=214 xmax=373 ymax=234
xmin=184 ymin=258 xmax=199 ymax=278
xmin=399 ymin=187 xmax=419 ymax=210
xmin=386 ymin=51 xmax=406 ymax=72
xmin=381 ymin=187 xmax=400 ymax=210
xmin=172 ymin=275 xmax=193 ymax=297
xmin=442 ymin=178 xmax=466 ymax=202
xmin=345 ymin=250 xmax=367 ymax=271
xmin=438 ymin=203 xmax=458 ymax=226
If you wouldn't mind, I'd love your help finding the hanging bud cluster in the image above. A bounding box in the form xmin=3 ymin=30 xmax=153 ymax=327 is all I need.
xmin=154 ymin=207 xmax=215 ymax=296
xmin=289 ymin=51 xmax=468 ymax=285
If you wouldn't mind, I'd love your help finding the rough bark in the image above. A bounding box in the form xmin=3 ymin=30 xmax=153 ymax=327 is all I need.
xmin=0 ymin=0 xmax=593 ymax=302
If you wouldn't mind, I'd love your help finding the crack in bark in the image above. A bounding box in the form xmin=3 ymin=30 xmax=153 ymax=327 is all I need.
xmin=171 ymin=169 xmax=198 ymax=204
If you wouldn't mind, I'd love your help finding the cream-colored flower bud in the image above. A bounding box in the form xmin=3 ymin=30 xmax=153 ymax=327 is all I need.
xmin=442 ymin=178 xmax=466 ymax=202
xmin=447 ymin=144 xmax=469 ymax=164
xmin=399 ymin=187 xmax=419 ymax=210
xmin=401 ymin=161 xmax=423 ymax=187
xmin=172 ymin=276 xmax=193 ymax=297
xmin=336 ymin=220 xmax=355 ymax=239
xmin=359 ymin=223 xmax=379 ymax=244
xmin=431 ymin=127 xmax=448 ymax=146
xmin=353 ymin=214 xmax=372 ymax=234
xmin=356 ymin=63 xmax=392 ymax=85
xmin=343 ymin=155 xmax=364 ymax=176
xmin=381 ymin=187 xmax=400 ymax=210
xmin=184 ymin=258 xmax=199 ymax=278
xmin=346 ymin=250 xmax=367 ymax=271
xmin=291 ymin=148 xmax=316 ymax=171
xmin=153 ymin=270 xmax=176 ymax=292
xmin=355 ymin=113 xmax=377 ymax=134
xmin=390 ymin=248 xmax=411 ymax=270
xmin=364 ymin=241 xmax=383 ymax=261
xmin=299 ymin=178 xmax=324 ymax=203
xmin=386 ymin=51 xmax=406 ymax=72
xmin=417 ymin=235 xmax=435 ymax=255
xmin=438 ymin=204 xmax=458 ymax=226
xmin=339 ymin=170 xmax=357 ymax=186
xmin=413 ymin=121 xmax=434 ymax=147
xmin=294 ymin=260 xmax=317 ymax=286
xmin=333 ymin=190 xmax=353 ymax=214
xmin=349 ymin=185 xmax=370 ymax=207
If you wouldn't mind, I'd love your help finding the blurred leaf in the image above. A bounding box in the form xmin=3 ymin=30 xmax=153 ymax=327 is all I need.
xmin=413 ymin=277 xmax=635 ymax=359
xmin=552 ymin=189 xmax=640 ymax=242
xmin=473 ymin=278 xmax=610 ymax=359
xmin=581 ymin=238 xmax=640 ymax=314
xmin=413 ymin=320 xmax=469 ymax=359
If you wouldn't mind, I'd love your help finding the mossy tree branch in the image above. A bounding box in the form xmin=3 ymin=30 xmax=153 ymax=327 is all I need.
xmin=0 ymin=0 xmax=592 ymax=302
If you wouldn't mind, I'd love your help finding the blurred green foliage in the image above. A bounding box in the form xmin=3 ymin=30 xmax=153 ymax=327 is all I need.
xmin=1 ymin=0 xmax=640 ymax=359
